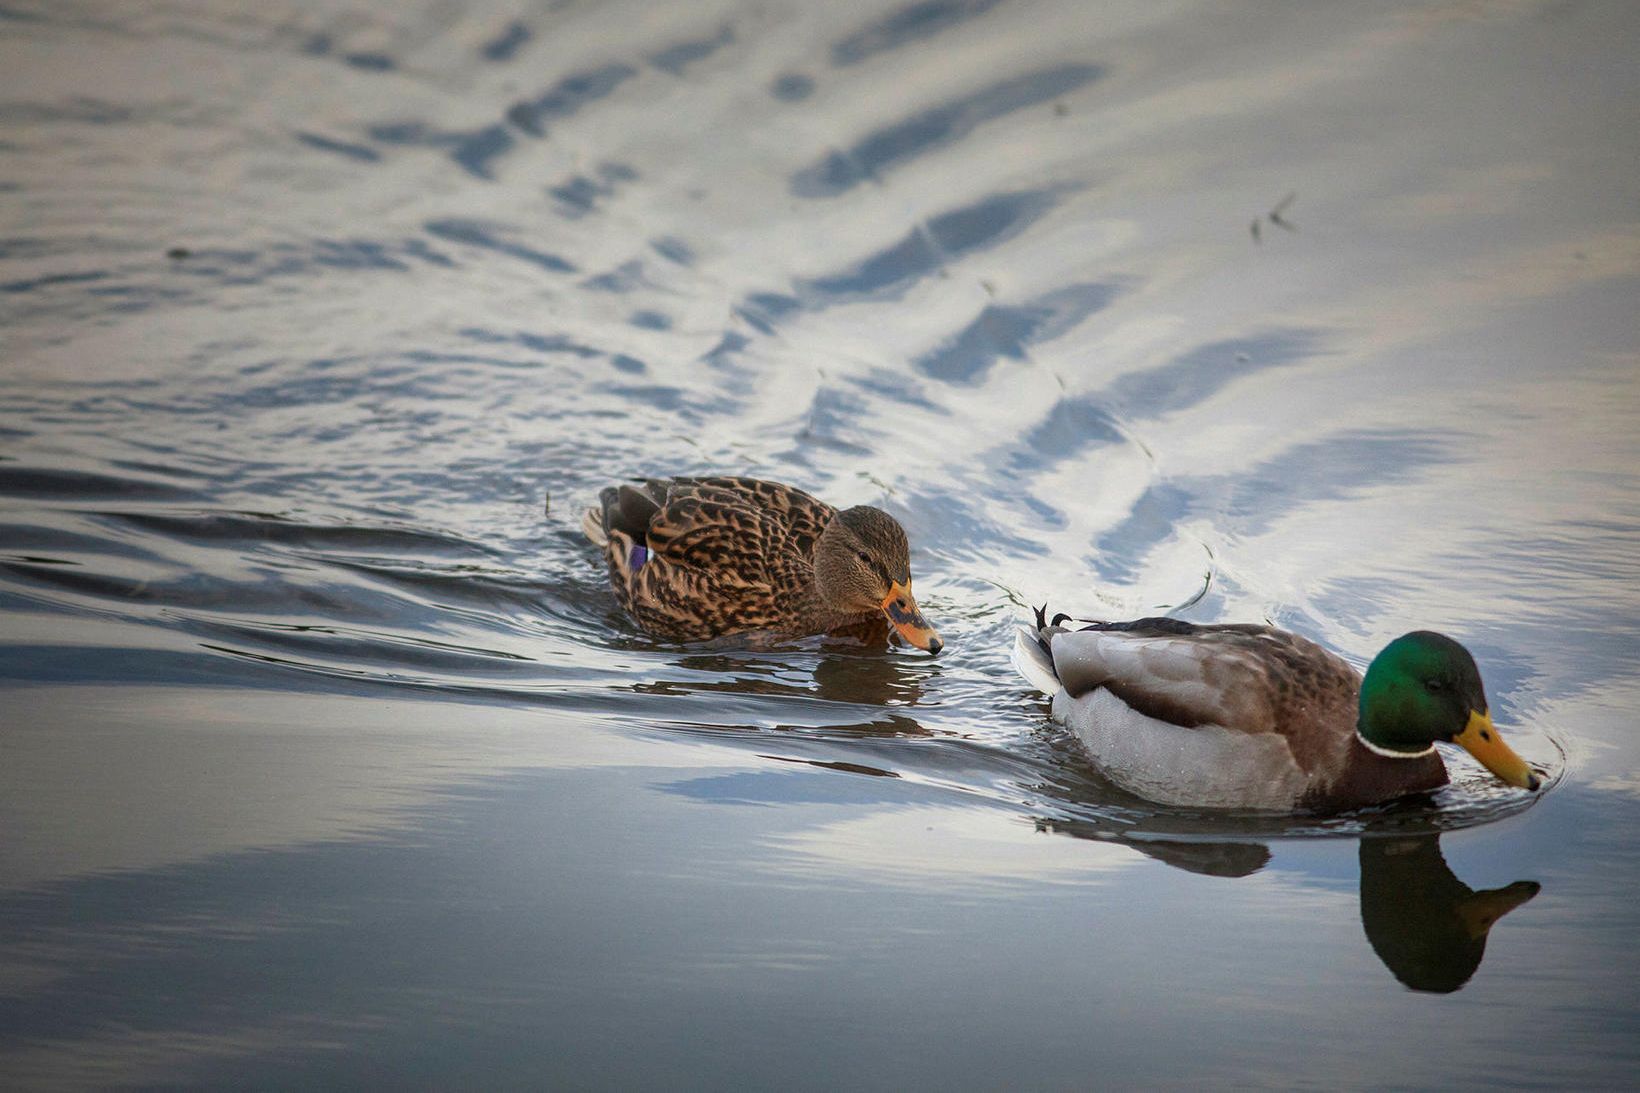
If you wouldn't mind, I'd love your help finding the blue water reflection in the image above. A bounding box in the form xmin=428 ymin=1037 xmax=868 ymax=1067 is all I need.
xmin=831 ymin=0 xmax=1007 ymax=67
xmin=915 ymin=281 xmax=1121 ymax=385
xmin=801 ymin=190 xmax=1061 ymax=300
xmin=791 ymin=66 xmax=1102 ymax=197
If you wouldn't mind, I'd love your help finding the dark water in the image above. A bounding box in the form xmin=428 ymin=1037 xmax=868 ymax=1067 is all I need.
xmin=3 ymin=0 xmax=1638 ymax=1086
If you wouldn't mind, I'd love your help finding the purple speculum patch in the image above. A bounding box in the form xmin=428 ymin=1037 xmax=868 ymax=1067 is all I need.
xmin=629 ymin=544 xmax=649 ymax=571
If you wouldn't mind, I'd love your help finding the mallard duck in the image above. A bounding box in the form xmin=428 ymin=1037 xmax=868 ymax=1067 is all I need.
xmin=1012 ymin=607 xmax=1540 ymax=811
xmin=581 ymin=476 xmax=942 ymax=653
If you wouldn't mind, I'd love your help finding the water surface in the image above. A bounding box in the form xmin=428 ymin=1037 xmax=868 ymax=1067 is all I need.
xmin=2 ymin=0 xmax=1638 ymax=1086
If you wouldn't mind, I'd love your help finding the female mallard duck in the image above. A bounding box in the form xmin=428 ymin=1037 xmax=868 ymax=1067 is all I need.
xmin=582 ymin=476 xmax=942 ymax=653
xmin=1013 ymin=607 xmax=1540 ymax=811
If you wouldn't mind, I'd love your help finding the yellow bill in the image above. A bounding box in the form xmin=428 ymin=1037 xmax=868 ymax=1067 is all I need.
xmin=1453 ymin=710 xmax=1540 ymax=791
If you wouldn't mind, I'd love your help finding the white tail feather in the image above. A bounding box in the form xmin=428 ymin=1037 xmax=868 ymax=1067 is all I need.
xmin=1012 ymin=627 xmax=1062 ymax=696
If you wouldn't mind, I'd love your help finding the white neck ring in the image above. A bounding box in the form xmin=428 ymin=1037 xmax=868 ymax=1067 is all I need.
xmin=1355 ymin=732 xmax=1436 ymax=759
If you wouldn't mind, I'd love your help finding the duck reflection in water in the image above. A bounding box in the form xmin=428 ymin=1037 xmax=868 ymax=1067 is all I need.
xmin=811 ymin=620 xmax=929 ymax=708
xmin=1040 ymin=821 xmax=1537 ymax=993
xmin=1359 ymin=833 xmax=1540 ymax=993
xmin=629 ymin=633 xmax=930 ymax=735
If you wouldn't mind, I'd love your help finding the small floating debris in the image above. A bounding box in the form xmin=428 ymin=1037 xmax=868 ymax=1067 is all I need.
xmin=1269 ymin=191 xmax=1298 ymax=232
xmin=166 ymin=247 xmax=191 ymax=260
xmin=1250 ymin=192 xmax=1298 ymax=244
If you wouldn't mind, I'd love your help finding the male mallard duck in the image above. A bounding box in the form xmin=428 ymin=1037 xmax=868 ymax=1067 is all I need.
xmin=1013 ymin=607 xmax=1540 ymax=810
xmin=581 ymin=476 xmax=942 ymax=653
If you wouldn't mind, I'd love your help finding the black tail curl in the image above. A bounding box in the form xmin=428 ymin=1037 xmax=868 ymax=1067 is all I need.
xmin=1032 ymin=602 xmax=1198 ymax=637
xmin=1024 ymin=602 xmax=1196 ymax=686
xmin=1032 ymin=602 xmax=1084 ymax=632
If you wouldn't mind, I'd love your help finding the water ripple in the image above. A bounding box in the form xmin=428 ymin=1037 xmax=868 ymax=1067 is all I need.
xmin=915 ymin=281 xmax=1123 ymax=385
xmin=423 ymin=219 xmax=576 ymax=273
xmin=791 ymin=64 xmax=1101 ymax=197
xmin=504 ymin=64 xmax=639 ymax=137
xmin=831 ymin=0 xmax=1006 ymax=67
xmin=800 ymin=189 xmax=1061 ymax=301
xmin=648 ymin=25 xmax=735 ymax=76
xmin=0 ymin=0 xmax=1627 ymax=857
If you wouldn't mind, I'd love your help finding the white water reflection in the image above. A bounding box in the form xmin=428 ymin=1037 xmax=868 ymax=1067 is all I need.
xmin=0 ymin=687 xmax=753 ymax=892
xmin=772 ymin=804 xmax=1135 ymax=888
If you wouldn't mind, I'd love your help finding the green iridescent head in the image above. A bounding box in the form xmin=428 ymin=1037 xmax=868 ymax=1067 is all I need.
xmin=1358 ymin=631 xmax=1539 ymax=791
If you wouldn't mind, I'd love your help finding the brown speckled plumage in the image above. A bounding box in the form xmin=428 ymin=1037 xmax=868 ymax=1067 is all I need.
xmin=583 ymin=476 xmax=938 ymax=649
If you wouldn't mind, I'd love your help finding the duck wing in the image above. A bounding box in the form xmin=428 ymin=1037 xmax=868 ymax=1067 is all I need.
xmin=596 ymin=494 xmax=791 ymax=639
xmin=655 ymin=476 xmax=835 ymax=560
xmin=1022 ymin=615 xmax=1359 ymax=808
xmin=1044 ymin=619 xmax=1319 ymax=735
xmin=642 ymin=490 xmax=785 ymax=578
xmin=1026 ymin=612 xmax=1360 ymax=745
xmin=1064 ymin=618 xmax=1361 ymax=740
xmin=593 ymin=476 xmax=833 ymax=559
xmin=587 ymin=476 xmax=840 ymax=641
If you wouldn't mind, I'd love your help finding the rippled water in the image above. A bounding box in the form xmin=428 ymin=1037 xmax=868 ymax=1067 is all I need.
xmin=3 ymin=0 xmax=1639 ymax=1086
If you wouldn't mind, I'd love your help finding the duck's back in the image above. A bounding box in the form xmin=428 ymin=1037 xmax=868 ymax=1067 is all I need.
xmin=640 ymin=477 xmax=835 ymax=563
xmin=586 ymin=476 xmax=837 ymax=641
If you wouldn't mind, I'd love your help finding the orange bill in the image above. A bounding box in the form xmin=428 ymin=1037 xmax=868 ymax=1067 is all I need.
xmin=880 ymin=582 xmax=943 ymax=655
xmin=1453 ymin=710 xmax=1540 ymax=791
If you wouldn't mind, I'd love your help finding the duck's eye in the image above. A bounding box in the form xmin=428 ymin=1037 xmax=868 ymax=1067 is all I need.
xmin=857 ymin=551 xmax=871 ymax=564
xmin=1425 ymin=679 xmax=1445 ymax=693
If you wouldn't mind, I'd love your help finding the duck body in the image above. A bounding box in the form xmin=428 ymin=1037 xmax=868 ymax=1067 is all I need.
xmin=1014 ymin=610 xmax=1455 ymax=811
xmin=582 ymin=476 xmax=942 ymax=652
